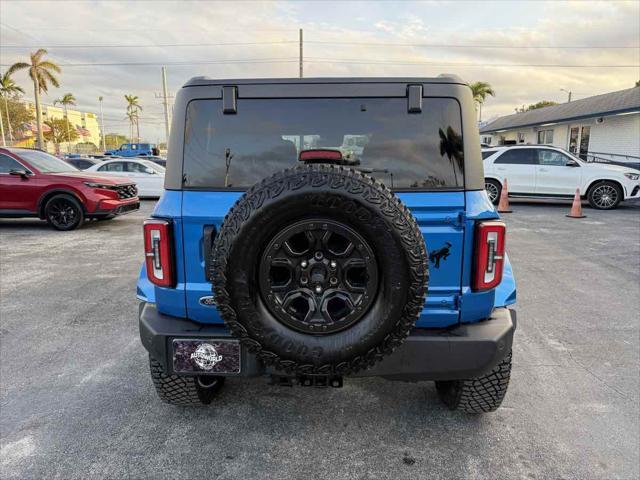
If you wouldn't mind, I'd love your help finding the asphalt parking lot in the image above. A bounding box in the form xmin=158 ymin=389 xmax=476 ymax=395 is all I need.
xmin=1 ymin=199 xmax=639 ymax=480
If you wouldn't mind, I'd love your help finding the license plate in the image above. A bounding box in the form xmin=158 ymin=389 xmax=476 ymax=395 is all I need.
xmin=172 ymin=339 xmax=241 ymax=374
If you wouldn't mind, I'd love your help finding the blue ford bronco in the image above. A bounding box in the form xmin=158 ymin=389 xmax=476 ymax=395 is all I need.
xmin=137 ymin=77 xmax=516 ymax=413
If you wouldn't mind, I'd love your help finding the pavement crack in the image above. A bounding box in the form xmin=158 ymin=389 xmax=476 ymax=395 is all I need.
xmin=565 ymin=349 xmax=630 ymax=401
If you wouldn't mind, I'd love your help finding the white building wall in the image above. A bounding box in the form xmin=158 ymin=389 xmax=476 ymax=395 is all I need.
xmin=484 ymin=113 xmax=639 ymax=163
xmin=588 ymin=114 xmax=640 ymax=160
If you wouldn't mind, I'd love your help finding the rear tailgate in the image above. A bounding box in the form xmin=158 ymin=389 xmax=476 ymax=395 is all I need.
xmin=182 ymin=190 xmax=465 ymax=328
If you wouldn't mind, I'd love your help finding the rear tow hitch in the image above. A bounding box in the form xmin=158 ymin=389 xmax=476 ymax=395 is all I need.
xmin=269 ymin=375 xmax=343 ymax=388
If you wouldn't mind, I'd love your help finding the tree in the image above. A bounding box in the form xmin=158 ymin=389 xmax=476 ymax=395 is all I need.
xmin=124 ymin=94 xmax=142 ymax=141
xmin=516 ymin=100 xmax=559 ymax=112
xmin=53 ymin=93 xmax=76 ymax=144
xmin=636 ymin=80 xmax=639 ymax=87
xmin=104 ymin=133 xmax=128 ymax=150
xmin=44 ymin=118 xmax=78 ymax=154
xmin=0 ymin=71 xmax=25 ymax=143
xmin=438 ymin=126 xmax=464 ymax=186
xmin=7 ymin=49 xmax=61 ymax=150
xmin=0 ymin=96 xmax=34 ymax=139
xmin=125 ymin=109 xmax=139 ymax=142
xmin=469 ymin=81 xmax=495 ymax=122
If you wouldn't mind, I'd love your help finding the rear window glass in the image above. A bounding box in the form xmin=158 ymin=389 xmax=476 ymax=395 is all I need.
xmin=183 ymin=97 xmax=464 ymax=190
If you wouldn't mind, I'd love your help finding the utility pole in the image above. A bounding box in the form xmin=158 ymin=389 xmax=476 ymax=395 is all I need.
xmin=98 ymin=96 xmax=106 ymax=151
xmin=0 ymin=105 xmax=5 ymax=146
xmin=161 ymin=67 xmax=171 ymax=148
xmin=299 ymin=28 xmax=303 ymax=78
xmin=155 ymin=66 xmax=174 ymax=150
xmin=561 ymin=88 xmax=572 ymax=103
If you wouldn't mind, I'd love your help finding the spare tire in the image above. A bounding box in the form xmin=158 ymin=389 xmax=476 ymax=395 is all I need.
xmin=210 ymin=164 xmax=428 ymax=375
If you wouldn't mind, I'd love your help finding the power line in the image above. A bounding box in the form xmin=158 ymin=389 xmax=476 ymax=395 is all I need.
xmin=0 ymin=58 xmax=298 ymax=67
xmin=0 ymin=41 xmax=298 ymax=49
xmin=2 ymin=40 xmax=638 ymax=50
xmin=305 ymin=40 xmax=640 ymax=49
xmin=3 ymin=56 xmax=635 ymax=69
xmin=305 ymin=58 xmax=640 ymax=68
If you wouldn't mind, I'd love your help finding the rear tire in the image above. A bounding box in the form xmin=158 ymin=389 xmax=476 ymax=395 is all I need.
xmin=484 ymin=179 xmax=502 ymax=205
xmin=149 ymin=356 xmax=225 ymax=406
xmin=435 ymin=351 xmax=512 ymax=413
xmin=587 ymin=181 xmax=622 ymax=210
xmin=44 ymin=194 xmax=84 ymax=231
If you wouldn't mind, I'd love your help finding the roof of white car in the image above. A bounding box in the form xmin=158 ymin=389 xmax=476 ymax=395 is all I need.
xmin=482 ymin=145 xmax=565 ymax=152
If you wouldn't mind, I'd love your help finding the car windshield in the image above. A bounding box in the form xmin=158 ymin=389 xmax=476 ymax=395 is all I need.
xmin=15 ymin=149 xmax=79 ymax=173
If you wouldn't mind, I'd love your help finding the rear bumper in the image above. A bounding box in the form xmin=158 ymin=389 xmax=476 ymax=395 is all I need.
xmin=139 ymin=303 xmax=515 ymax=381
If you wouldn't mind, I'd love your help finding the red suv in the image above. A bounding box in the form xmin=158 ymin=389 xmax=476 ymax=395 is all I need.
xmin=0 ymin=148 xmax=140 ymax=230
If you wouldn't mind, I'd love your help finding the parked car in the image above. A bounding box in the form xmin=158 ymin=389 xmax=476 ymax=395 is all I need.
xmin=482 ymin=145 xmax=640 ymax=209
xmin=145 ymin=156 xmax=167 ymax=168
xmin=86 ymin=158 xmax=165 ymax=197
xmin=105 ymin=143 xmax=159 ymax=157
xmin=0 ymin=147 xmax=139 ymax=230
xmin=137 ymin=76 xmax=516 ymax=413
xmin=64 ymin=156 xmax=101 ymax=170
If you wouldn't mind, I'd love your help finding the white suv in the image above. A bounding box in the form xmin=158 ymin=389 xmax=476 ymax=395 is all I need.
xmin=482 ymin=146 xmax=640 ymax=210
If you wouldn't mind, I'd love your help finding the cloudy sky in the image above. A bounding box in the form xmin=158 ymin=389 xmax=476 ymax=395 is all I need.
xmin=1 ymin=0 xmax=638 ymax=143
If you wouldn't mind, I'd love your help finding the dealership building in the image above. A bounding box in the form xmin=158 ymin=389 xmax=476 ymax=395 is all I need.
xmin=480 ymin=87 xmax=640 ymax=164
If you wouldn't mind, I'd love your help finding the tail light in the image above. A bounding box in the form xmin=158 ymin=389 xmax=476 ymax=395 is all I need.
xmin=472 ymin=220 xmax=506 ymax=291
xmin=143 ymin=219 xmax=175 ymax=287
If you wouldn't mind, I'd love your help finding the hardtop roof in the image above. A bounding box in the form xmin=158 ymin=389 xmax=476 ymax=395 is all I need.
xmin=183 ymin=75 xmax=466 ymax=88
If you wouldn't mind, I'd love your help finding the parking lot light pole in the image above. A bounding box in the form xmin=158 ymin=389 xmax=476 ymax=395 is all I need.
xmin=98 ymin=96 xmax=106 ymax=151
xmin=161 ymin=66 xmax=171 ymax=150
xmin=299 ymin=28 xmax=303 ymax=78
xmin=561 ymin=88 xmax=572 ymax=103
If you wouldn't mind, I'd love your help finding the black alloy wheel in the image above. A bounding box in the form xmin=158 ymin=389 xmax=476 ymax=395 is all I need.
xmin=44 ymin=195 xmax=84 ymax=231
xmin=258 ymin=219 xmax=378 ymax=335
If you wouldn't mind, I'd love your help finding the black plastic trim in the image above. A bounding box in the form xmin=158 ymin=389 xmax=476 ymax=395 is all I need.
xmin=139 ymin=303 xmax=515 ymax=380
xmin=222 ymin=86 xmax=237 ymax=114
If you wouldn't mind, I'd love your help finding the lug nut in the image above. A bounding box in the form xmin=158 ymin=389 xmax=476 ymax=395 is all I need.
xmin=301 ymin=260 xmax=308 ymax=268
xmin=330 ymin=277 xmax=338 ymax=285
xmin=315 ymin=285 xmax=323 ymax=294
xmin=300 ymin=277 xmax=308 ymax=285
xmin=330 ymin=261 xmax=337 ymax=269
xmin=314 ymin=251 xmax=323 ymax=260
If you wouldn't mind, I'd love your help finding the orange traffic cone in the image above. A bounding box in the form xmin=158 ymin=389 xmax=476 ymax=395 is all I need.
xmin=497 ymin=178 xmax=512 ymax=213
xmin=566 ymin=188 xmax=586 ymax=218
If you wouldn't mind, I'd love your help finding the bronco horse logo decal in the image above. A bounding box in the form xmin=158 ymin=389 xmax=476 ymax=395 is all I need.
xmin=429 ymin=242 xmax=452 ymax=269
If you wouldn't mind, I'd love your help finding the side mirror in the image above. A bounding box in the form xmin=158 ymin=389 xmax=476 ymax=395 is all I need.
xmin=9 ymin=169 xmax=30 ymax=178
xmin=566 ymin=159 xmax=579 ymax=167
xmin=144 ymin=168 xmax=155 ymax=174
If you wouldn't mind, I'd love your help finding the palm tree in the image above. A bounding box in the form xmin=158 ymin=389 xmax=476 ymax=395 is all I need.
xmin=0 ymin=71 xmax=25 ymax=144
xmin=439 ymin=126 xmax=464 ymax=186
xmin=125 ymin=109 xmax=139 ymax=142
xmin=53 ymin=93 xmax=76 ymax=146
xmin=124 ymin=94 xmax=142 ymax=141
xmin=7 ymin=49 xmax=61 ymax=150
xmin=469 ymin=81 xmax=495 ymax=122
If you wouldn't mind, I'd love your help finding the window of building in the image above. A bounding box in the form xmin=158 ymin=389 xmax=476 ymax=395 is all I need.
xmin=517 ymin=132 xmax=525 ymax=143
xmin=537 ymin=129 xmax=554 ymax=144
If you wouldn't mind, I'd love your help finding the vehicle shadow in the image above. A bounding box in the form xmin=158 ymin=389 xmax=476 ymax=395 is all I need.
xmin=0 ymin=218 xmax=119 ymax=231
